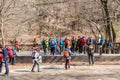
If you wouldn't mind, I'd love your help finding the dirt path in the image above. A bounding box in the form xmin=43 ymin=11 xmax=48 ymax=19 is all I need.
xmin=0 ymin=64 xmax=120 ymax=80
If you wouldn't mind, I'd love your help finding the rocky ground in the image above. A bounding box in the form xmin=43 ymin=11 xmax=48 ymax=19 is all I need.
xmin=0 ymin=63 xmax=120 ymax=80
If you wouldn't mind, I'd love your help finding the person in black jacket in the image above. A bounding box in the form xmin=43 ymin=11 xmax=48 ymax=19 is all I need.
xmin=87 ymin=45 xmax=95 ymax=66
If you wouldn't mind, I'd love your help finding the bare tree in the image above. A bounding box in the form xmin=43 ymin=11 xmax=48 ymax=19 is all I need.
xmin=0 ymin=0 xmax=16 ymax=46
xmin=100 ymin=0 xmax=116 ymax=42
xmin=0 ymin=0 xmax=119 ymax=44
xmin=116 ymin=0 xmax=120 ymax=5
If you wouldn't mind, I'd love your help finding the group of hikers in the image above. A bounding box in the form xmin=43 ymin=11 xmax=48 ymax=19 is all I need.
xmin=36 ymin=35 xmax=113 ymax=56
xmin=0 ymin=35 xmax=113 ymax=75
xmin=0 ymin=44 xmax=17 ymax=76
xmin=31 ymin=35 xmax=113 ymax=71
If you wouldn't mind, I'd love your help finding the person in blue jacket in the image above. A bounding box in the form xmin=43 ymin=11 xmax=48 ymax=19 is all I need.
xmin=59 ymin=37 xmax=64 ymax=54
xmin=49 ymin=38 xmax=57 ymax=55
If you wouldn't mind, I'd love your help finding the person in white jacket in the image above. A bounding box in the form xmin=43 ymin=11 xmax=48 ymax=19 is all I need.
xmin=31 ymin=49 xmax=41 ymax=72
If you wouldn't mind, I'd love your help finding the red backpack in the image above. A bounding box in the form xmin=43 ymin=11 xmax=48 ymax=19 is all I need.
xmin=7 ymin=46 xmax=13 ymax=58
xmin=0 ymin=48 xmax=3 ymax=62
xmin=79 ymin=38 xmax=86 ymax=46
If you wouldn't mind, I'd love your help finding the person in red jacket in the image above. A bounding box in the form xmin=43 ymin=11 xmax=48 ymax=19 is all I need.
xmin=7 ymin=45 xmax=16 ymax=65
xmin=78 ymin=36 xmax=86 ymax=54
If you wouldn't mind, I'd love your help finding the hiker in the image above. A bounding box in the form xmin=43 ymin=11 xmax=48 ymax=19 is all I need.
xmin=78 ymin=36 xmax=86 ymax=54
xmin=8 ymin=46 xmax=16 ymax=65
xmin=49 ymin=37 xmax=57 ymax=55
xmin=41 ymin=38 xmax=49 ymax=55
xmin=86 ymin=36 xmax=93 ymax=46
xmin=0 ymin=45 xmax=12 ymax=76
xmin=55 ymin=39 xmax=60 ymax=55
xmin=64 ymin=37 xmax=71 ymax=49
xmin=76 ymin=36 xmax=80 ymax=53
xmin=71 ymin=36 xmax=77 ymax=53
xmin=106 ymin=40 xmax=113 ymax=54
xmin=59 ymin=37 xmax=64 ymax=55
xmin=87 ymin=44 xmax=95 ymax=66
xmin=33 ymin=38 xmax=38 ymax=48
xmin=14 ymin=40 xmax=19 ymax=52
xmin=31 ymin=48 xmax=41 ymax=72
xmin=98 ymin=35 xmax=105 ymax=55
xmin=107 ymin=40 xmax=113 ymax=48
xmin=63 ymin=47 xmax=73 ymax=69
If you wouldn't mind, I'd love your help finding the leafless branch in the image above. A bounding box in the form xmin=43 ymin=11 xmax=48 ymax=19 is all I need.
xmin=116 ymin=0 xmax=120 ymax=5
xmin=3 ymin=0 xmax=15 ymax=14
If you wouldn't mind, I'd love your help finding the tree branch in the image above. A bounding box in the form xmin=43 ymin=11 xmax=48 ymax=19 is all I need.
xmin=3 ymin=0 xmax=15 ymax=14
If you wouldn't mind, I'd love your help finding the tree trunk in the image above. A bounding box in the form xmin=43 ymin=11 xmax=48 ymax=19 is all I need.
xmin=100 ymin=0 xmax=116 ymax=42
xmin=1 ymin=23 xmax=5 ymax=46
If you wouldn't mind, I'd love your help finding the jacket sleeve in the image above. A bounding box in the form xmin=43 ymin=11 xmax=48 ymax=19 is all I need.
xmin=68 ymin=49 xmax=73 ymax=55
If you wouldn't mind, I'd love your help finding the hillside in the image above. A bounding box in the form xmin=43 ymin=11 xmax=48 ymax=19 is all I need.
xmin=0 ymin=0 xmax=120 ymax=44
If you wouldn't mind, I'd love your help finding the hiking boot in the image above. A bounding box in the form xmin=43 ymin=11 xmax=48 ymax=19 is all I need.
xmin=92 ymin=64 xmax=95 ymax=66
xmin=31 ymin=70 xmax=35 ymax=72
xmin=4 ymin=73 xmax=8 ymax=76
xmin=38 ymin=70 xmax=42 ymax=72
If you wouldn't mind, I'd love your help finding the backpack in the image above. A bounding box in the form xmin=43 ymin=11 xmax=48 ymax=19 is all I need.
xmin=7 ymin=46 xmax=13 ymax=58
xmin=87 ymin=45 xmax=94 ymax=53
xmin=79 ymin=38 xmax=86 ymax=46
xmin=66 ymin=40 xmax=71 ymax=46
xmin=60 ymin=40 xmax=64 ymax=45
xmin=64 ymin=50 xmax=69 ymax=58
xmin=107 ymin=42 xmax=113 ymax=48
xmin=89 ymin=45 xmax=93 ymax=49
xmin=51 ymin=40 xmax=55 ymax=46
xmin=87 ymin=38 xmax=92 ymax=45
xmin=0 ymin=48 xmax=3 ymax=62
xmin=100 ymin=38 xmax=105 ymax=45
xmin=45 ymin=40 xmax=49 ymax=47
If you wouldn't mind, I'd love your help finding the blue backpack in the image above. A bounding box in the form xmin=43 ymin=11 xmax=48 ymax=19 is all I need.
xmin=50 ymin=39 xmax=56 ymax=46
xmin=60 ymin=40 xmax=64 ymax=45
xmin=87 ymin=38 xmax=93 ymax=45
xmin=100 ymin=38 xmax=105 ymax=45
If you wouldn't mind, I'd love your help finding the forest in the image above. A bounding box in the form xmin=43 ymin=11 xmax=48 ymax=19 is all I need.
xmin=0 ymin=0 xmax=120 ymax=45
